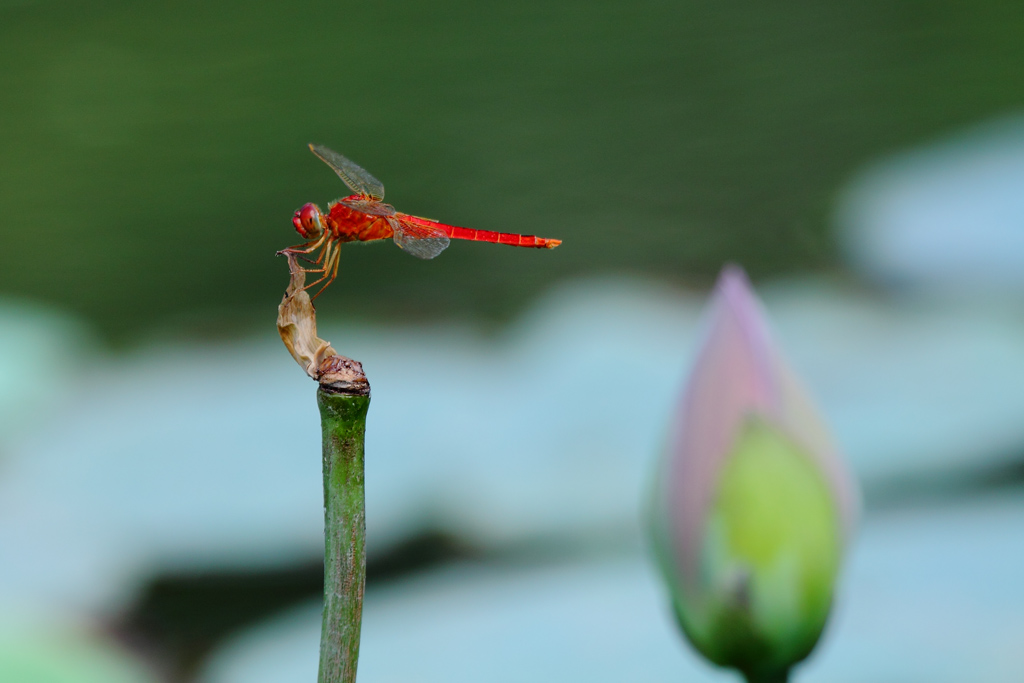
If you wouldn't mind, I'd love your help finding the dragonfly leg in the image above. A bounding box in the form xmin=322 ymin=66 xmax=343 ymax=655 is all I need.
xmin=277 ymin=232 xmax=328 ymax=257
xmin=299 ymin=241 xmax=338 ymax=290
xmin=303 ymin=245 xmax=341 ymax=299
xmin=303 ymin=239 xmax=335 ymax=274
xmin=290 ymin=239 xmax=335 ymax=276
xmin=313 ymin=240 xmax=333 ymax=265
xmin=310 ymin=245 xmax=343 ymax=301
xmin=297 ymin=240 xmax=333 ymax=267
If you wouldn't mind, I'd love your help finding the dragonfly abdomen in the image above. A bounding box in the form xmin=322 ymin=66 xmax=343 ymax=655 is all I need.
xmin=403 ymin=215 xmax=561 ymax=249
xmin=449 ymin=225 xmax=561 ymax=249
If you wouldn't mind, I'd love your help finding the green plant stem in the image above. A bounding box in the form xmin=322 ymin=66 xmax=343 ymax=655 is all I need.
xmin=317 ymin=386 xmax=370 ymax=683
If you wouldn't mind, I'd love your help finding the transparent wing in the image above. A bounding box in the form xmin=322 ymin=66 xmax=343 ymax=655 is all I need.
xmin=388 ymin=217 xmax=450 ymax=259
xmin=339 ymin=197 xmax=396 ymax=216
xmin=309 ymin=143 xmax=385 ymax=201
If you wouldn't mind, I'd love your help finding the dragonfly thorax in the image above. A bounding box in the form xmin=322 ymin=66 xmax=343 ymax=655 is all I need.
xmin=292 ymin=202 xmax=325 ymax=239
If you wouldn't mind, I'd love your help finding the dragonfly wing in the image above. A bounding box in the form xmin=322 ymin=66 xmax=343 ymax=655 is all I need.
xmin=388 ymin=217 xmax=450 ymax=259
xmin=309 ymin=144 xmax=386 ymax=201
xmin=339 ymin=197 xmax=396 ymax=216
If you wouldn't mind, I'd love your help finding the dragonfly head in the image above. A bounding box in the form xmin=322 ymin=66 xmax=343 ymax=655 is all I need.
xmin=293 ymin=203 xmax=325 ymax=239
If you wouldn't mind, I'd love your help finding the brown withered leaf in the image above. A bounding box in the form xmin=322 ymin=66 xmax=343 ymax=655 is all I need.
xmin=277 ymin=252 xmax=338 ymax=380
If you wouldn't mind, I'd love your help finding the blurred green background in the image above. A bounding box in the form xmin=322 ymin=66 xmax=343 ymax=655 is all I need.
xmin=4 ymin=0 xmax=1024 ymax=339
xmin=5 ymin=3 xmax=1024 ymax=682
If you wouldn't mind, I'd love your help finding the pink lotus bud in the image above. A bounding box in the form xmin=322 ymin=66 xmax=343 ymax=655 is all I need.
xmin=650 ymin=266 xmax=859 ymax=682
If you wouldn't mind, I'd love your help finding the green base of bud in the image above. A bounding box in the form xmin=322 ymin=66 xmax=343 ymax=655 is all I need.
xmin=661 ymin=419 xmax=842 ymax=678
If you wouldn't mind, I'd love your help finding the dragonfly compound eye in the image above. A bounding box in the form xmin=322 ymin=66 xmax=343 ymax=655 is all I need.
xmin=293 ymin=203 xmax=324 ymax=239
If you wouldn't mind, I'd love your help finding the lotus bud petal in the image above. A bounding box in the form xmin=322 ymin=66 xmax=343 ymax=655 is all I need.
xmin=650 ymin=266 xmax=859 ymax=682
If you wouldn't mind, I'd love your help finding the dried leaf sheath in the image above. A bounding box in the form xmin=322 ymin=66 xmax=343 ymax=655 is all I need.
xmin=277 ymin=251 xmax=338 ymax=379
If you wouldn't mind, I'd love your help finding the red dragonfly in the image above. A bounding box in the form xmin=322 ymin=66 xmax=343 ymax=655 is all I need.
xmin=285 ymin=144 xmax=562 ymax=297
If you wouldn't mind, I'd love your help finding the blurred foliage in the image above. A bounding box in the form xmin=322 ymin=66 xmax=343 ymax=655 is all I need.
xmin=2 ymin=0 xmax=1023 ymax=338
